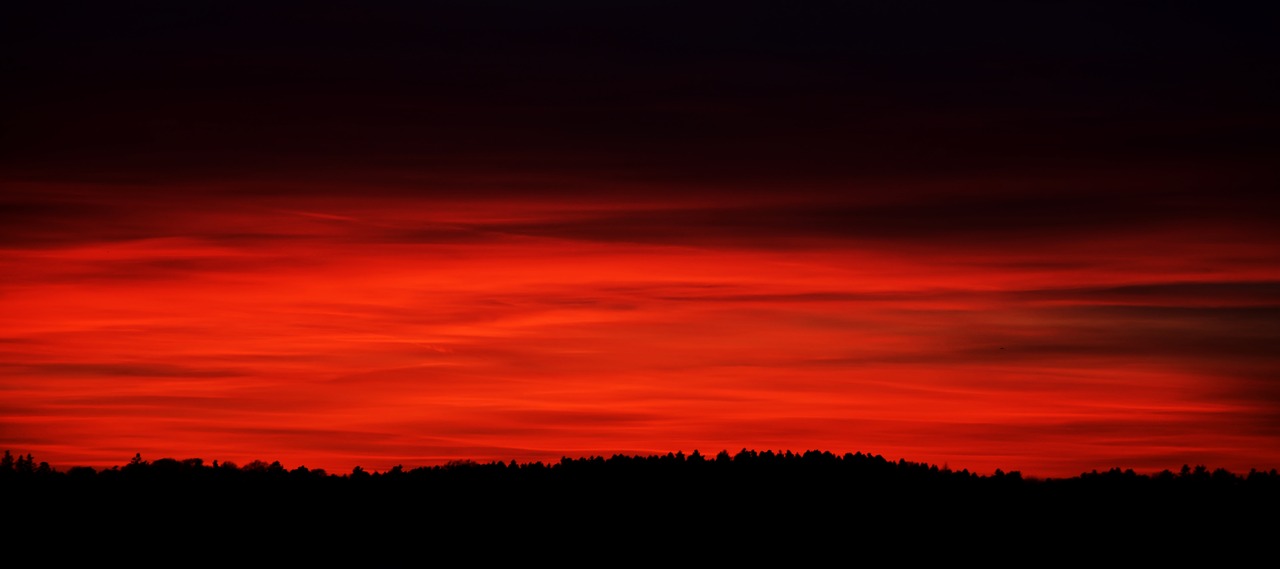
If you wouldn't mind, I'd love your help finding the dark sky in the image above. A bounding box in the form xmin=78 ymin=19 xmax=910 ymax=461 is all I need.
xmin=5 ymin=1 xmax=1277 ymax=191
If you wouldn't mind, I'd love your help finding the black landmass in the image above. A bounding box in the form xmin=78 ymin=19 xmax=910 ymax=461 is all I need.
xmin=5 ymin=448 xmax=1277 ymax=560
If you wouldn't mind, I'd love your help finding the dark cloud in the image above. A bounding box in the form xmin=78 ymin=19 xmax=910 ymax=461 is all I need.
xmin=5 ymin=362 xmax=246 ymax=378
xmin=500 ymin=409 xmax=664 ymax=427
xmin=467 ymin=192 xmax=1276 ymax=247
xmin=965 ymin=304 xmax=1280 ymax=363
xmin=656 ymin=291 xmax=902 ymax=304
xmin=0 ymin=196 xmax=141 ymax=247
xmin=7 ymin=258 xmax=282 ymax=285
xmin=212 ymin=426 xmax=396 ymax=442
xmin=37 ymin=395 xmax=235 ymax=412
xmin=1015 ymin=281 xmax=1280 ymax=307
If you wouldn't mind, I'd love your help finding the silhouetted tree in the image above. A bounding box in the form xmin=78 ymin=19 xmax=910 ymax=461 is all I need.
xmin=0 ymin=450 xmax=13 ymax=476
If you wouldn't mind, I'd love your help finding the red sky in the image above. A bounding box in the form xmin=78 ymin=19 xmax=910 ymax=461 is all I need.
xmin=3 ymin=2 xmax=1279 ymax=478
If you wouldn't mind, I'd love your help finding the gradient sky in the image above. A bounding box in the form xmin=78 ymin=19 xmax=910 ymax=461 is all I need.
xmin=3 ymin=1 xmax=1279 ymax=478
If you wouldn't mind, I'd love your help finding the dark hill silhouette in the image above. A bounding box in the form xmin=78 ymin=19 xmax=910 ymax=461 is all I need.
xmin=4 ymin=448 xmax=1277 ymax=561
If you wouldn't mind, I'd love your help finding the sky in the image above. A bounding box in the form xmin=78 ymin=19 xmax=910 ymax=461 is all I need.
xmin=3 ymin=1 xmax=1279 ymax=478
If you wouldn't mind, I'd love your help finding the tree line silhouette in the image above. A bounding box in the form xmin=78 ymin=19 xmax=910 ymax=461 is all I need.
xmin=10 ymin=447 xmax=1280 ymax=488
xmin=7 ymin=447 xmax=1278 ymax=512
xmin=6 ymin=447 xmax=1277 ymax=559
xmin=6 ymin=447 xmax=1277 ymax=487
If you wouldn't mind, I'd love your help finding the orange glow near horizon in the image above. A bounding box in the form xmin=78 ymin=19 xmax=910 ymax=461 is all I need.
xmin=3 ymin=179 xmax=1279 ymax=478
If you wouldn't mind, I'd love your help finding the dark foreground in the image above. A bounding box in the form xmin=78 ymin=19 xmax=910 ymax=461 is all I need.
xmin=5 ymin=449 xmax=1277 ymax=562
